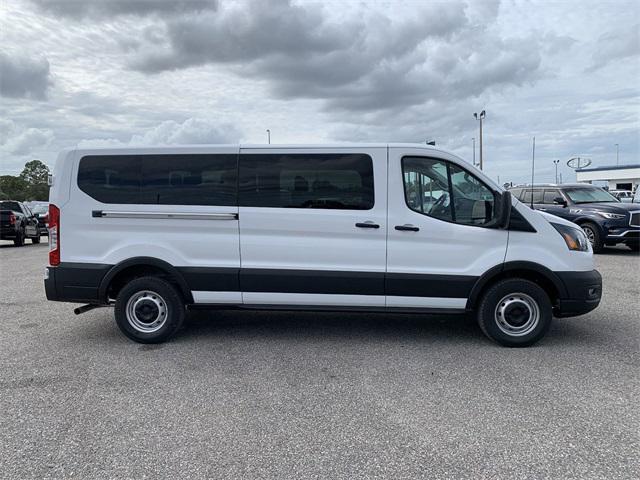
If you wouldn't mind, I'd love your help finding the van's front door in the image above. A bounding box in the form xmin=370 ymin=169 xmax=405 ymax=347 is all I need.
xmin=238 ymin=147 xmax=387 ymax=307
xmin=386 ymin=148 xmax=508 ymax=310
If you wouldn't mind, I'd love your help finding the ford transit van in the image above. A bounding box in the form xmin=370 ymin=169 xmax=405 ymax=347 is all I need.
xmin=44 ymin=144 xmax=602 ymax=346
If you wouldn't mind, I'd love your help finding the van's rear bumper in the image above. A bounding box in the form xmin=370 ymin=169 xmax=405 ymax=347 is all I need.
xmin=554 ymin=269 xmax=602 ymax=317
xmin=44 ymin=263 xmax=111 ymax=303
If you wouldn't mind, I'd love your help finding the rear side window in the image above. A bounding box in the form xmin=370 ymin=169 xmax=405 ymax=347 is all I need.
xmin=78 ymin=154 xmax=237 ymax=205
xmin=239 ymin=153 xmax=374 ymax=210
xmin=521 ymin=189 xmax=543 ymax=204
xmin=509 ymin=188 xmax=523 ymax=199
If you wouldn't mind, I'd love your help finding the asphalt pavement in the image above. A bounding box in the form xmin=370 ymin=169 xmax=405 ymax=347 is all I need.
xmin=0 ymin=239 xmax=638 ymax=479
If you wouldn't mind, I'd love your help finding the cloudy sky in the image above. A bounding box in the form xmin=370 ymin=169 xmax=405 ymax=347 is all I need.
xmin=1 ymin=0 xmax=638 ymax=184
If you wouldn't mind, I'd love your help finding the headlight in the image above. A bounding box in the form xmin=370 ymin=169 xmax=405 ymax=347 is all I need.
xmin=551 ymin=223 xmax=590 ymax=251
xmin=596 ymin=212 xmax=625 ymax=220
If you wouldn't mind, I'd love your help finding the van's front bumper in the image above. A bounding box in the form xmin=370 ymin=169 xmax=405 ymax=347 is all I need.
xmin=554 ymin=269 xmax=602 ymax=317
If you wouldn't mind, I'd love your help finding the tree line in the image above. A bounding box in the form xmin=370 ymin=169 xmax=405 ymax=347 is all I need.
xmin=0 ymin=160 xmax=50 ymax=201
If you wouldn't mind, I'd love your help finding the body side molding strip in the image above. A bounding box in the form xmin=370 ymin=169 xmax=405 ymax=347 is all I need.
xmin=92 ymin=210 xmax=238 ymax=220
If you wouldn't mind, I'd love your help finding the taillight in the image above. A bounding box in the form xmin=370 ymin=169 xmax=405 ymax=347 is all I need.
xmin=49 ymin=204 xmax=60 ymax=266
xmin=9 ymin=213 xmax=16 ymax=225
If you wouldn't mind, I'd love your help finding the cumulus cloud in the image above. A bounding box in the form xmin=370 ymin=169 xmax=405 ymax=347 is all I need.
xmin=126 ymin=0 xmax=541 ymax=113
xmin=31 ymin=0 xmax=218 ymax=18
xmin=0 ymin=52 xmax=52 ymax=100
xmin=129 ymin=0 xmax=354 ymax=72
xmin=0 ymin=120 xmax=53 ymax=155
xmin=78 ymin=118 xmax=242 ymax=148
xmin=589 ymin=24 xmax=640 ymax=71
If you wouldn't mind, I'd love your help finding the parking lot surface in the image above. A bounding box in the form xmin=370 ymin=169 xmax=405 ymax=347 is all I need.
xmin=0 ymin=239 xmax=638 ymax=479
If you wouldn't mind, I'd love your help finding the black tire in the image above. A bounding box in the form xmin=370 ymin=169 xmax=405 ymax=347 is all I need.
xmin=114 ymin=276 xmax=185 ymax=343
xmin=13 ymin=228 xmax=25 ymax=247
xmin=477 ymin=278 xmax=553 ymax=347
xmin=31 ymin=235 xmax=41 ymax=244
xmin=580 ymin=222 xmax=603 ymax=253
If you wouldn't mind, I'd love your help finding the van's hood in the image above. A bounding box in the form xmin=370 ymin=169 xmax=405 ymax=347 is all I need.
xmin=538 ymin=210 xmax=578 ymax=228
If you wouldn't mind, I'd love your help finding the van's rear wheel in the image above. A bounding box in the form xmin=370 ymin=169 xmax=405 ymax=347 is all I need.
xmin=477 ymin=279 xmax=552 ymax=347
xmin=114 ymin=276 xmax=185 ymax=343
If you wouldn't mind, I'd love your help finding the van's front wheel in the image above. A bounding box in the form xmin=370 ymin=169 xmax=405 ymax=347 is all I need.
xmin=114 ymin=276 xmax=185 ymax=343
xmin=477 ymin=279 xmax=552 ymax=347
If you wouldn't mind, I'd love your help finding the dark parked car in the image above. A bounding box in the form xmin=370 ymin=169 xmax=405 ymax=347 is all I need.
xmin=509 ymin=184 xmax=639 ymax=253
xmin=0 ymin=201 xmax=42 ymax=246
xmin=29 ymin=202 xmax=50 ymax=236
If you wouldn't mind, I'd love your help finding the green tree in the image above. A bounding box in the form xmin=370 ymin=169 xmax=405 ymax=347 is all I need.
xmin=18 ymin=159 xmax=50 ymax=201
xmin=20 ymin=159 xmax=50 ymax=185
xmin=0 ymin=175 xmax=29 ymax=201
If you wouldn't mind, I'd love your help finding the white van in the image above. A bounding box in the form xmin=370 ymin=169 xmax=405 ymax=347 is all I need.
xmin=44 ymin=144 xmax=602 ymax=346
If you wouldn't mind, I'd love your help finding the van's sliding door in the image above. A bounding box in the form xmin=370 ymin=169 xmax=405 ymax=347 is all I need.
xmin=238 ymin=147 xmax=387 ymax=307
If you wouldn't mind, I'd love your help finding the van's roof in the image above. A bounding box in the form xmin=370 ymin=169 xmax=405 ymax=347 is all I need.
xmin=66 ymin=143 xmax=444 ymax=154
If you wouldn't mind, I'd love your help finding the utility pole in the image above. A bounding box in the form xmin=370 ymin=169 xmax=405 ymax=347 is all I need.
xmin=266 ymin=129 xmax=271 ymax=144
xmin=553 ymin=159 xmax=560 ymax=184
xmin=530 ymin=137 xmax=535 ymax=208
xmin=473 ymin=111 xmax=485 ymax=170
xmin=615 ymin=143 xmax=619 ymax=165
xmin=472 ymin=137 xmax=476 ymax=166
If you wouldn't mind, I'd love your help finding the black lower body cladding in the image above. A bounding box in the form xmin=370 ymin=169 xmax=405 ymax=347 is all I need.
xmin=44 ymin=261 xmax=602 ymax=318
xmin=45 ymin=263 xmax=111 ymax=303
xmin=44 ymin=263 xmax=478 ymax=304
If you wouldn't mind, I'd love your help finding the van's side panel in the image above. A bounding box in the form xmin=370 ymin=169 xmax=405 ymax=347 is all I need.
xmin=63 ymin=146 xmax=241 ymax=303
xmin=238 ymin=147 xmax=387 ymax=307
xmin=49 ymin=149 xmax=76 ymax=209
xmin=385 ymin=147 xmax=509 ymax=308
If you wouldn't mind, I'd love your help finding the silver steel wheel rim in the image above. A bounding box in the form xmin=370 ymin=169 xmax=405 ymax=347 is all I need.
xmin=494 ymin=292 xmax=540 ymax=337
xmin=581 ymin=226 xmax=595 ymax=245
xmin=125 ymin=290 xmax=168 ymax=333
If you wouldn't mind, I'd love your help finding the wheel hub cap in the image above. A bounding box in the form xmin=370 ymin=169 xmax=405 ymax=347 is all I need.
xmin=125 ymin=290 xmax=168 ymax=333
xmin=495 ymin=293 xmax=540 ymax=337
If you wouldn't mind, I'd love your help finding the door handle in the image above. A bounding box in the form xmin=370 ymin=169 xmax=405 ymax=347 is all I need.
xmin=395 ymin=224 xmax=420 ymax=232
xmin=355 ymin=222 xmax=380 ymax=229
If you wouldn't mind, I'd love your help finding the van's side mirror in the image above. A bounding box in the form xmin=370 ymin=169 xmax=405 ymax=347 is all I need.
xmin=553 ymin=197 xmax=567 ymax=207
xmin=486 ymin=191 xmax=512 ymax=229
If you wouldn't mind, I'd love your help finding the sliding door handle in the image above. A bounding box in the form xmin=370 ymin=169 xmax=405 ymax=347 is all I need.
xmin=395 ymin=224 xmax=420 ymax=232
xmin=355 ymin=222 xmax=380 ymax=229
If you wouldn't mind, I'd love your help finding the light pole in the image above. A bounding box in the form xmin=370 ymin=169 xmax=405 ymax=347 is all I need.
xmin=266 ymin=129 xmax=271 ymax=144
xmin=615 ymin=143 xmax=619 ymax=165
xmin=472 ymin=137 xmax=476 ymax=166
xmin=553 ymin=159 xmax=560 ymax=184
xmin=473 ymin=110 xmax=485 ymax=170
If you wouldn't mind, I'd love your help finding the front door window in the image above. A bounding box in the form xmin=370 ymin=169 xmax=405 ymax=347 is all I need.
xmin=402 ymin=157 xmax=495 ymax=226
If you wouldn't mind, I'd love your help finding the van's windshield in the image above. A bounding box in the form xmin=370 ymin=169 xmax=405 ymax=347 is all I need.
xmin=564 ymin=187 xmax=619 ymax=204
